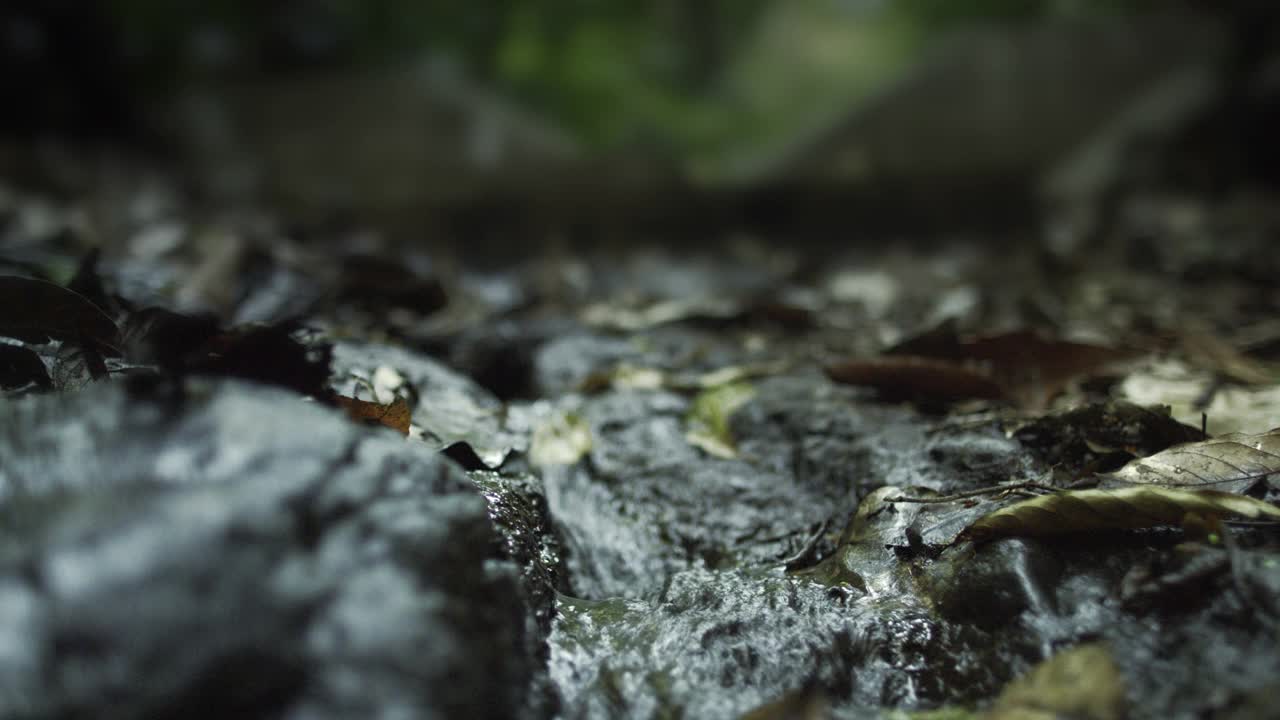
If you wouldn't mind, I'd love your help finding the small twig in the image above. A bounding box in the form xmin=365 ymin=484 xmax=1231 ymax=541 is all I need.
xmin=886 ymin=481 xmax=1057 ymax=505
xmin=780 ymin=520 xmax=828 ymax=569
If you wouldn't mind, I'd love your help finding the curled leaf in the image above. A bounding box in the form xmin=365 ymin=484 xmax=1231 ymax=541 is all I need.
xmin=962 ymin=486 xmax=1280 ymax=542
xmin=1105 ymin=427 xmax=1280 ymax=493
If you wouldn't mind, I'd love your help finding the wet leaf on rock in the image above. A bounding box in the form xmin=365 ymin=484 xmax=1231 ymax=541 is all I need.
xmin=685 ymin=381 xmax=755 ymax=458
xmin=961 ymin=486 xmax=1280 ymax=542
xmin=334 ymin=394 xmax=412 ymax=436
xmin=1104 ymin=427 xmax=1280 ymax=493
xmin=0 ymin=343 xmax=51 ymax=390
xmin=0 ymin=275 xmax=122 ymax=354
xmin=986 ymin=642 xmax=1125 ymax=720
xmin=529 ymin=411 xmax=592 ymax=467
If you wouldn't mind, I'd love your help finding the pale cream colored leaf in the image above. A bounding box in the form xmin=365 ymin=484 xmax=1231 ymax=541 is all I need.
xmin=1107 ymin=427 xmax=1280 ymax=490
xmin=964 ymin=486 xmax=1280 ymax=541
xmin=530 ymin=411 xmax=593 ymax=467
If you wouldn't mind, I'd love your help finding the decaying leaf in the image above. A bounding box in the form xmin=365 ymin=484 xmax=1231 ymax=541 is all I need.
xmin=985 ymin=643 xmax=1126 ymax=720
xmin=836 ymin=323 xmax=1134 ymax=409
xmin=962 ymin=486 xmax=1280 ymax=542
xmin=1105 ymin=427 xmax=1280 ymax=493
xmin=0 ymin=275 xmax=122 ymax=354
xmin=685 ymin=381 xmax=755 ymax=458
xmin=530 ymin=410 xmax=593 ymax=467
xmin=1010 ymin=401 xmax=1207 ymax=474
xmin=334 ymin=394 xmax=413 ymax=436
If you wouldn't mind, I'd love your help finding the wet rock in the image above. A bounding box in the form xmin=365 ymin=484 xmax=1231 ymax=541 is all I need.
xmin=547 ymin=383 xmax=861 ymax=600
xmin=1012 ymin=401 xmax=1206 ymax=474
xmin=548 ymin=373 xmax=1042 ymax=601
xmin=549 ymin=567 xmax=1006 ymax=719
xmin=0 ymin=379 xmax=539 ymax=719
xmin=470 ymin=471 xmax=571 ymax=634
xmin=929 ymin=539 xmax=1067 ymax=630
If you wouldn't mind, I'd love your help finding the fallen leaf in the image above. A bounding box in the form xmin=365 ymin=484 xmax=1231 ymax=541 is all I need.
xmin=529 ymin=411 xmax=593 ymax=467
xmin=0 ymin=275 xmax=122 ymax=354
xmin=1104 ymin=427 xmax=1280 ymax=493
xmin=985 ymin=643 xmax=1125 ymax=720
xmin=685 ymin=381 xmax=756 ymax=458
xmin=962 ymin=486 xmax=1280 ymax=542
xmin=826 ymin=355 xmax=1006 ymax=404
xmin=334 ymin=394 xmax=412 ymax=436
xmin=880 ymin=323 xmax=1133 ymax=409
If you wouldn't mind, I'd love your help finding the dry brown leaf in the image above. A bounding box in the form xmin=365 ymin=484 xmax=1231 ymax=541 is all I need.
xmin=334 ymin=394 xmax=413 ymax=436
xmin=962 ymin=486 xmax=1280 ymax=542
xmin=1106 ymin=427 xmax=1280 ymax=493
xmin=825 ymin=355 xmax=1006 ymax=404
xmin=828 ymin=323 xmax=1131 ymax=409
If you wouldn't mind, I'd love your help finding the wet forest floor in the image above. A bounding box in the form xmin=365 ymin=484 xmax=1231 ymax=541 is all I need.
xmin=1 ymin=144 xmax=1279 ymax=720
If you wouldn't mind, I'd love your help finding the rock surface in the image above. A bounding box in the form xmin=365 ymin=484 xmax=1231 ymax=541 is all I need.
xmin=0 ymin=379 xmax=536 ymax=720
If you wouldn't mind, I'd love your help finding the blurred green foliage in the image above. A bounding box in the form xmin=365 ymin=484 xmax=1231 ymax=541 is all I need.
xmin=104 ymin=0 xmax=1151 ymax=158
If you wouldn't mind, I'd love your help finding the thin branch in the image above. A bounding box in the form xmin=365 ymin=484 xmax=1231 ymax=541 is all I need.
xmin=886 ymin=481 xmax=1057 ymax=505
